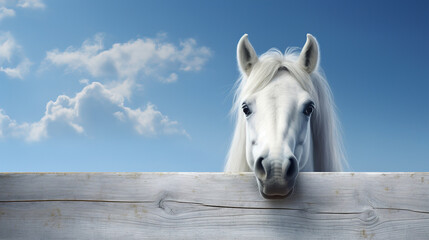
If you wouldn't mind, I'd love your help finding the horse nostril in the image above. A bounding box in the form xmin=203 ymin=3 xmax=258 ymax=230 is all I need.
xmin=284 ymin=157 xmax=298 ymax=181
xmin=254 ymin=157 xmax=267 ymax=181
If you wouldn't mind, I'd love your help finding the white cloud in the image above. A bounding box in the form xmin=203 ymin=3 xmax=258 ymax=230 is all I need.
xmin=0 ymin=32 xmax=31 ymax=79
xmin=0 ymin=32 xmax=16 ymax=62
xmin=79 ymin=78 xmax=89 ymax=85
xmin=0 ymin=109 xmax=28 ymax=138
xmin=161 ymin=72 xmax=178 ymax=83
xmin=0 ymin=6 xmax=15 ymax=21
xmin=0 ymin=82 xmax=187 ymax=141
xmin=177 ymin=39 xmax=211 ymax=71
xmin=106 ymin=78 xmax=136 ymax=100
xmin=45 ymin=34 xmax=212 ymax=84
xmin=17 ymin=0 xmax=45 ymax=9
xmin=0 ymin=57 xmax=31 ymax=78
xmin=119 ymin=103 xmax=187 ymax=136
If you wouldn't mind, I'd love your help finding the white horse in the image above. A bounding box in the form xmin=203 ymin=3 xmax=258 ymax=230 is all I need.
xmin=225 ymin=34 xmax=346 ymax=199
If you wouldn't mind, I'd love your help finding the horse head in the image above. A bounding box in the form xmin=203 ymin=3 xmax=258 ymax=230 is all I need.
xmin=233 ymin=34 xmax=322 ymax=198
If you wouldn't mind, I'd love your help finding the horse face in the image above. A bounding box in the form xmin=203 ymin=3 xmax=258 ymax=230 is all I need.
xmin=236 ymin=34 xmax=319 ymax=199
xmin=242 ymin=71 xmax=315 ymax=198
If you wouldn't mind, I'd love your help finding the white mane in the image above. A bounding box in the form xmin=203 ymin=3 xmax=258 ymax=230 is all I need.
xmin=225 ymin=48 xmax=346 ymax=172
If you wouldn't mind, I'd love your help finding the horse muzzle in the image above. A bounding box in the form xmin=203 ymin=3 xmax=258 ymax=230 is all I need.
xmin=254 ymin=156 xmax=299 ymax=199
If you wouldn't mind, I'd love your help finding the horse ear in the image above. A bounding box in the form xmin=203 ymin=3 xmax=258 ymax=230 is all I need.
xmin=298 ymin=34 xmax=319 ymax=73
xmin=237 ymin=34 xmax=258 ymax=77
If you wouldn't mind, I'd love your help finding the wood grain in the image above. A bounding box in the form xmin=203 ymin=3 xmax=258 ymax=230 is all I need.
xmin=0 ymin=172 xmax=428 ymax=239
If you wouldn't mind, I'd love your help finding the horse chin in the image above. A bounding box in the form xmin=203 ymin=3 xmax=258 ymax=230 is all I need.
xmin=257 ymin=179 xmax=295 ymax=199
xmin=259 ymin=188 xmax=294 ymax=199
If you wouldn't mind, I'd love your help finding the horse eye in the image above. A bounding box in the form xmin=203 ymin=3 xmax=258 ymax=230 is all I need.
xmin=303 ymin=103 xmax=315 ymax=116
xmin=242 ymin=103 xmax=252 ymax=117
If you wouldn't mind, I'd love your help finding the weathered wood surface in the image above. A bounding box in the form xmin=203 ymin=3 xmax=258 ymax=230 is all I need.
xmin=0 ymin=172 xmax=428 ymax=239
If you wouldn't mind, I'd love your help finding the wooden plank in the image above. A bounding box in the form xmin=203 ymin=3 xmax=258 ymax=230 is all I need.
xmin=0 ymin=172 xmax=428 ymax=239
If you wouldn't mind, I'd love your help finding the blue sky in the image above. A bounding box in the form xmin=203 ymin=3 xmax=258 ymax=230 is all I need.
xmin=0 ymin=0 xmax=428 ymax=172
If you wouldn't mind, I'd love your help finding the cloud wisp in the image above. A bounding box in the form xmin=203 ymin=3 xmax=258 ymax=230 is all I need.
xmin=17 ymin=0 xmax=45 ymax=9
xmin=0 ymin=32 xmax=32 ymax=79
xmin=0 ymin=6 xmax=15 ymax=21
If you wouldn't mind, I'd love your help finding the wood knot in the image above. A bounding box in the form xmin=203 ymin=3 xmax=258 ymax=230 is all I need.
xmin=359 ymin=209 xmax=379 ymax=225
xmin=157 ymin=192 xmax=175 ymax=215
